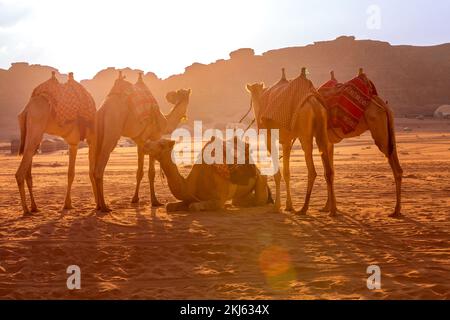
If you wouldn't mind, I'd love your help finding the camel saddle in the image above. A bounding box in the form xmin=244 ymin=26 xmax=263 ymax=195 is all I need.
xmin=260 ymin=74 xmax=319 ymax=132
xmin=32 ymin=74 xmax=96 ymax=141
xmin=318 ymin=74 xmax=379 ymax=134
xmin=108 ymin=75 xmax=167 ymax=133
xmin=132 ymin=76 xmax=166 ymax=131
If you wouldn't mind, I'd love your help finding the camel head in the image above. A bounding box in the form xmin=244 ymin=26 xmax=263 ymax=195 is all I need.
xmin=142 ymin=139 xmax=176 ymax=160
xmin=166 ymin=88 xmax=192 ymax=106
xmin=246 ymin=83 xmax=265 ymax=99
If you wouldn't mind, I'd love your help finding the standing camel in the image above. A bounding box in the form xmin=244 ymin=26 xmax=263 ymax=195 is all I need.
xmin=318 ymin=69 xmax=403 ymax=218
xmin=15 ymin=72 xmax=97 ymax=216
xmin=131 ymin=75 xmax=190 ymax=207
xmin=94 ymin=72 xmax=191 ymax=212
xmin=246 ymin=68 xmax=337 ymax=216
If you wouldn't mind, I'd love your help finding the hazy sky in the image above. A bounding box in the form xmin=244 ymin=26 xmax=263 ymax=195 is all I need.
xmin=1 ymin=0 xmax=449 ymax=79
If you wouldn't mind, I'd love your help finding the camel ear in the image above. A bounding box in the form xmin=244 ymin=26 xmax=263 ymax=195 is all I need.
xmin=187 ymin=88 xmax=192 ymax=95
xmin=168 ymin=140 xmax=176 ymax=150
xmin=246 ymin=84 xmax=252 ymax=92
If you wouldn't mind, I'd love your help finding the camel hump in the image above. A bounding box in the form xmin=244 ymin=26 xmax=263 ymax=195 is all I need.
xmin=281 ymin=68 xmax=287 ymax=81
xmin=331 ymin=71 xmax=336 ymax=81
xmin=301 ymin=67 xmax=307 ymax=78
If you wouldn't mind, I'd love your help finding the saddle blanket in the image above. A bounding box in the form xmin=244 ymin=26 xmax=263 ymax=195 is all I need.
xmin=32 ymin=76 xmax=96 ymax=128
xmin=318 ymin=74 xmax=378 ymax=134
xmin=260 ymin=75 xmax=318 ymax=132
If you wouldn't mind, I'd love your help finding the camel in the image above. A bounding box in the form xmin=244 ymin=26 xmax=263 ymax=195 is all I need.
xmin=131 ymin=74 xmax=191 ymax=207
xmin=246 ymin=68 xmax=337 ymax=216
xmin=94 ymin=72 xmax=191 ymax=212
xmin=141 ymin=139 xmax=272 ymax=212
xmin=15 ymin=72 xmax=97 ymax=216
xmin=247 ymin=68 xmax=403 ymax=218
xmin=318 ymin=69 xmax=403 ymax=217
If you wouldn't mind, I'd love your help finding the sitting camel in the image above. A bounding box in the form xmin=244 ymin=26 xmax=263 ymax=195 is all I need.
xmin=246 ymin=68 xmax=337 ymax=216
xmin=247 ymin=68 xmax=403 ymax=218
xmin=141 ymin=139 xmax=273 ymax=212
xmin=16 ymin=72 xmax=97 ymax=216
xmin=94 ymin=72 xmax=191 ymax=212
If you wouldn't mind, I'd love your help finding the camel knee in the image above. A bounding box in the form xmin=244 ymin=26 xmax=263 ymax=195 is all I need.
xmin=308 ymin=170 xmax=318 ymax=181
xmin=15 ymin=171 xmax=25 ymax=185
xmin=68 ymin=171 xmax=75 ymax=182
xmin=148 ymin=167 xmax=156 ymax=180
xmin=324 ymin=169 xmax=334 ymax=183
xmin=136 ymin=168 xmax=144 ymax=181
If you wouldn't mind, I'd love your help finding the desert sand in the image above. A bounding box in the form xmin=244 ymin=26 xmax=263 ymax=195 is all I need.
xmin=0 ymin=119 xmax=449 ymax=300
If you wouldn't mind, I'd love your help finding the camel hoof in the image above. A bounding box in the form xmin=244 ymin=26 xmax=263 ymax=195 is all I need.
xmin=63 ymin=204 xmax=74 ymax=210
xmin=99 ymin=206 xmax=112 ymax=213
xmin=330 ymin=211 xmax=339 ymax=218
xmin=22 ymin=210 xmax=33 ymax=217
xmin=31 ymin=207 xmax=40 ymax=213
xmin=131 ymin=197 xmax=139 ymax=204
xmin=296 ymin=207 xmax=308 ymax=216
xmin=285 ymin=205 xmax=295 ymax=212
xmin=266 ymin=205 xmax=282 ymax=214
xmin=319 ymin=206 xmax=330 ymax=213
xmin=389 ymin=212 xmax=402 ymax=219
xmin=151 ymin=201 xmax=164 ymax=208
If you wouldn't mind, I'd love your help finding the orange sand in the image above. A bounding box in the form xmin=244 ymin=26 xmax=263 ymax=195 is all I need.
xmin=0 ymin=126 xmax=449 ymax=299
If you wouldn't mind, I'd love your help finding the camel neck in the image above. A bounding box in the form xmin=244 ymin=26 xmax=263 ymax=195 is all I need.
xmin=164 ymin=98 xmax=188 ymax=134
xmin=159 ymin=152 xmax=189 ymax=201
xmin=251 ymin=94 xmax=262 ymax=124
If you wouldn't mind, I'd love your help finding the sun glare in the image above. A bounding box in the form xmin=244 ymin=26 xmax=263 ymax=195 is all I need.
xmin=9 ymin=0 xmax=265 ymax=79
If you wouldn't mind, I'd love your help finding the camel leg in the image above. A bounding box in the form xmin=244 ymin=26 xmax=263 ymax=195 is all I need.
xmin=320 ymin=143 xmax=335 ymax=213
xmin=131 ymin=146 xmax=145 ymax=204
xmin=25 ymin=159 xmax=38 ymax=213
xmin=320 ymin=146 xmax=337 ymax=217
xmin=189 ymin=200 xmax=225 ymax=212
xmin=148 ymin=157 xmax=163 ymax=207
xmin=63 ymin=144 xmax=78 ymax=210
xmin=266 ymin=129 xmax=282 ymax=212
xmin=388 ymin=151 xmax=403 ymax=217
xmin=297 ymin=138 xmax=317 ymax=215
xmin=87 ymin=137 xmax=98 ymax=208
xmin=16 ymin=125 xmax=45 ymax=216
xmin=367 ymin=108 xmax=403 ymax=218
xmin=95 ymin=133 xmax=121 ymax=213
xmin=283 ymin=142 xmax=294 ymax=211
xmin=166 ymin=201 xmax=190 ymax=213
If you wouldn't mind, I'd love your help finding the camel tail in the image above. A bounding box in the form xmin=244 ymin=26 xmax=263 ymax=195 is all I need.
xmin=18 ymin=111 xmax=27 ymax=156
xmin=386 ymin=108 xmax=396 ymax=156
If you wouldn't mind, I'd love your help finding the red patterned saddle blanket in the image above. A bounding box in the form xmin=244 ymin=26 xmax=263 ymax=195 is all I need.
xmin=318 ymin=74 xmax=378 ymax=134
xmin=32 ymin=75 xmax=96 ymax=137
xmin=260 ymin=75 xmax=318 ymax=132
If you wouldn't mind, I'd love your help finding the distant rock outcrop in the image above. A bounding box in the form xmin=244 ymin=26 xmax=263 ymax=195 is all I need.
xmin=1 ymin=36 xmax=450 ymax=139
